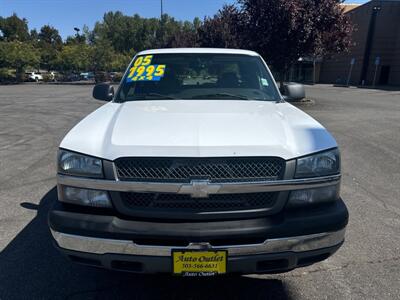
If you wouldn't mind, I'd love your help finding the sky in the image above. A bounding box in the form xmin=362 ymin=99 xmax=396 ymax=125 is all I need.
xmin=0 ymin=0 xmax=369 ymax=39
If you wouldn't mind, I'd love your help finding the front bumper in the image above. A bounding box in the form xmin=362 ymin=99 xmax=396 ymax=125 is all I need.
xmin=51 ymin=228 xmax=345 ymax=257
xmin=49 ymin=198 xmax=348 ymax=274
xmin=53 ymin=236 xmax=343 ymax=274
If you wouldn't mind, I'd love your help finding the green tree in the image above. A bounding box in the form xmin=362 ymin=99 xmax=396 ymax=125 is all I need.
xmin=38 ymin=25 xmax=62 ymax=46
xmin=57 ymin=44 xmax=91 ymax=72
xmin=0 ymin=41 xmax=40 ymax=81
xmin=162 ymin=18 xmax=199 ymax=48
xmin=65 ymin=31 xmax=86 ymax=45
xmin=38 ymin=25 xmax=63 ymax=71
xmin=110 ymin=52 xmax=131 ymax=71
xmin=92 ymin=12 xmax=136 ymax=53
xmin=198 ymin=5 xmax=242 ymax=48
xmin=0 ymin=14 xmax=30 ymax=41
xmin=91 ymin=12 xmax=199 ymax=53
xmin=29 ymin=29 xmax=39 ymax=44
xmin=64 ymin=26 xmax=87 ymax=45
xmin=90 ymin=39 xmax=115 ymax=72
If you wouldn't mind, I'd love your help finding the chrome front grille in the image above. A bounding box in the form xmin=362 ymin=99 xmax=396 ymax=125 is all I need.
xmin=114 ymin=157 xmax=285 ymax=183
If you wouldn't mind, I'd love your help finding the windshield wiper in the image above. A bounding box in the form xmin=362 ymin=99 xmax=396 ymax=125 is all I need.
xmin=130 ymin=93 xmax=179 ymax=100
xmin=191 ymin=93 xmax=249 ymax=100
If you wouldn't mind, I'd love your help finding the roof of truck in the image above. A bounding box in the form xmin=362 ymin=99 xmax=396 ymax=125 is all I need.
xmin=137 ymin=48 xmax=260 ymax=56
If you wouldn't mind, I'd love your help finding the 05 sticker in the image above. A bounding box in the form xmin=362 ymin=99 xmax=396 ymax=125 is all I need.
xmin=127 ymin=55 xmax=166 ymax=82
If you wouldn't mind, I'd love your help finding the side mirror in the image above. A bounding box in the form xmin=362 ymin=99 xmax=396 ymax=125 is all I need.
xmin=281 ymin=82 xmax=305 ymax=101
xmin=93 ymin=83 xmax=114 ymax=101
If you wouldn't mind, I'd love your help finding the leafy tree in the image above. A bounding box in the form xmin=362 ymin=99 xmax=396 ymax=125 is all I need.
xmin=92 ymin=12 xmax=137 ymax=53
xmin=0 ymin=41 xmax=40 ymax=80
xmin=198 ymin=5 xmax=242 ymax=48
xmin=237 ymin=0 xmax=352 ymax=83
xmin=155 ymin=15 xmax=192 ymax=48
xmin=197 ymin=0 xmax=351 ymax=84
xmin=38 ymin=25 xmax=63 ymax=70
xmin=163 ymin=19 xmax=199 ymax=48
xmin=110 ymin=52 xmax=132 ymax=71
xmin=64 ymin=26 xmax=87 ymax=45
xmin=0 ymin=3 xmax=351 ymax=79
xmin=65 ymin=33 xmax=86 ymax=45
xmin=29 ymin=29 xmax=39 ymax=44
xmin=0 ymin=14 xmax=30 ymax=41
xmin=90 ymin=39 xmax=115 ymax=72
xmin=82 ymin=25 xmax=92 ymax=44
xmin=126 ymin=15 xmax=159 ymax=52
xmin=311 ymin=1 xmax=353 ymax=57
xmin=57 ymin=44 xmax=91 ymax=72
xmin=91 ymin=12 xmax=199 ymax=53
xmin=38 ymin=25 xmax=62 ymax=47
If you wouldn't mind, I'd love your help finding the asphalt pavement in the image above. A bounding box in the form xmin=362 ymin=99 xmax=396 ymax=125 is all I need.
xmin=0 ymin=84 xmax=399 ymax=299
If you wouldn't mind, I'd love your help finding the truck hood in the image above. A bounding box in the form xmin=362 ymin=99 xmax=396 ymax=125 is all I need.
xmin=60 ymin=100 xmax=337 ymax=160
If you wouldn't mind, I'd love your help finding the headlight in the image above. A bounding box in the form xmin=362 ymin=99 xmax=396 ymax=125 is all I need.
xmin=287 ymin=184 xmax=340 ymax=208
xmin=61 ymin=186 xmax=111 ymax=208
xmin=58 ymin=150 xmax=103 ymax=178
xmin=295 ymin=148 xmax=340 ymax=178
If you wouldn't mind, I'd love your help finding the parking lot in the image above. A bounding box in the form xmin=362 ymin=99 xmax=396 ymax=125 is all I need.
xmin=0 ymin=84 xmax=399 ymax=299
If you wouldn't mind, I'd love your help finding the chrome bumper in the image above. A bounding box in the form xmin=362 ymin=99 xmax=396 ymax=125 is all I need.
xmin=51 ymin=228 xmax=345 ymax=257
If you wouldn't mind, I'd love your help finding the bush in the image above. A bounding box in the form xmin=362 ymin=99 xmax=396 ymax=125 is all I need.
xmin=54 ymin=72 xmax=64 ymax=82
xmin=42 ymin=73 xmax=53 ymax=82
xmin=0 ymin=68 xmax=16 ymax=83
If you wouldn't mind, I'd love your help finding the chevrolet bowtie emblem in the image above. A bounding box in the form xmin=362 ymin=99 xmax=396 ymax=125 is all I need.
xmin=178 ymin=179 xmax=221 ymax=198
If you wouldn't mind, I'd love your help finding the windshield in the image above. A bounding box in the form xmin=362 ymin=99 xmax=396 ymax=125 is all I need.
xmin=116 ymin=53 xmax=280 ymax=102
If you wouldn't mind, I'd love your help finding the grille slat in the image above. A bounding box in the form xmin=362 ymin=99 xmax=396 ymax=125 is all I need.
xmin=115 ymin=157 xmax=285 ymax=182
xmin=121 ymin=192 xmax=277 ymax=211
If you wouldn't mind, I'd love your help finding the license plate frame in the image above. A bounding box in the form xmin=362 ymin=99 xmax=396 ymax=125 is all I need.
xmin=172 ymin=250 xmax=227 ymax=276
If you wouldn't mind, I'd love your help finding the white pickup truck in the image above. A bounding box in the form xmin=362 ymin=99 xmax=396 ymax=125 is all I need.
xmin=49 ymin=48 xmax=348 ymax=276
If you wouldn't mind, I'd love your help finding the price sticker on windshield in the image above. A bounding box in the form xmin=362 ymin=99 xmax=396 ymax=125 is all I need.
xmin=126 ymin=55 xmax=166 ymax=82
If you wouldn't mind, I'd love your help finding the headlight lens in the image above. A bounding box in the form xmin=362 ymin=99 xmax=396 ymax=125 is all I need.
xmin=287 ymin=184 xmax=340 ymax=208
xmin=58 ymin=150 xmax=103 ymax=177
xmin=62 ymin=186 xmax=111 ymax=208
xmin=295 ymin=148 xmax=340 ymax=178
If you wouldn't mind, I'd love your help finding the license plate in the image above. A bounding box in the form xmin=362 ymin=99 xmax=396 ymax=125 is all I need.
xmin=172 ymin=250 xmax=227 ymax=276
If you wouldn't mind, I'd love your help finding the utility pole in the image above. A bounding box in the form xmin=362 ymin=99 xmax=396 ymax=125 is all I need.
xmin=160 ymin=0 xmax=164 ymax=42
